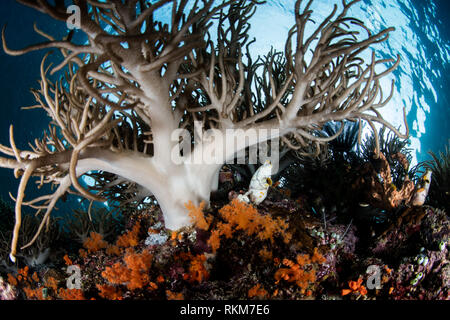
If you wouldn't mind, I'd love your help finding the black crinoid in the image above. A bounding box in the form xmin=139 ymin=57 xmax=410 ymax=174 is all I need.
xmin=279 ymin=123 xmax=363 ymax=221
xmin=422 ymin=143 xmax=449 ymax=213
xmin=323 ymin=120 xmax=361 ymax=164
xmin=280 ymin=142 xmax=331 ymax=194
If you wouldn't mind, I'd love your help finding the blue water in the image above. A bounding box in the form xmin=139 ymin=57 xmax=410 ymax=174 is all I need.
xmin=0 ymin=0 xmax=448 ymax=206
xmin=242 ymin=0 xmax=450 ymax=165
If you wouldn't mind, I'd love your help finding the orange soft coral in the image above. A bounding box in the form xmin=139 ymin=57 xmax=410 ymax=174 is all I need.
xmin=17 ymin=266 xmax=29 ymax=282
xmin=259 ymin=247 xmax=273 ymax=261
xmin=96 ymin=284 xmax=123 ymax=300
xmin=185 ymin=200 xmax=212 ymax=230
xmin=58 ymin=288 xmax=86 ymax=300
xmin=102 ymin=262 xmax=131 ymax=285
xmin=207 ymin=229 xmax=222 ymax=253
xmin=187 ymin=254 xmax=209 ymax=284
xmin=45 ymin=276 xmax=59 ymax=291
xmin=101 ymin=248 xmax=153 ymax=291
xmin=116 ymin=221 xmax=141 ymax=248
xmin=31 ymin=272 xmax=39 ymax=283
xmin=248 ymin=284 xmax=268 ymax=299
xmin=23 ymin=287 xmax=44 ymax=300
xmin=8 ymin=266 xmax=34 ymax=287
xmin=7 ymin=266 xmax=46 ymax=300
xmin=341 ymin=278 xmax=368 ymax=296
xmin=166 ymin=290 xmax=184 ymax=300
xmin=124 ymin=250 xmax=153 ymax=290
xmin=83 ymin=232 xmax=108 ymax=253
xmin=274 ymin=249 xmax=326 ymax=294
xmin=207 ymin=199 xmax=291 ymax=253
xmin=106 ymin=244 xmax=121 ymax=255
xmin=7 ymin=273 xmax=18 ymax=287
xmin=63 ymin=254 xmax=73 ymax=266
xmin=311 ymin=247 xmax=327 ymax=264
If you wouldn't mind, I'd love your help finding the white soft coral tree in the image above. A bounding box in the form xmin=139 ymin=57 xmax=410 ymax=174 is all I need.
xmin=0 ymin=0 xmax=408 ymax=261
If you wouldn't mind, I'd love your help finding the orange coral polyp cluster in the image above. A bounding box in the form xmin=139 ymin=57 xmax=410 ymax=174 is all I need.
xmin=166 ymin=290 xmax=184 ymax=300
xmin=174 ymin=251 xmax=210 ymax=284
xmin=83 ymin=231 xmax=108 ymax=253
xmin=207 ymin=199 xmax=291 ymax=253
xmin=116 ymin=221 xmax=141 ymax=248
xmin=96 ymin=284 xmax=123 ymax=300
xmin=185 ymin=200 xmax=212 ymax=230
xmin=274 ymin=248 xmax=325 ymax=294
xmin=57 ymin=288 xmax=86 ymax=300
xmin=101 ymin=248 xmax=154 ymax=291
xmin=7 ymin=266 xmax=81 ymax=300
xmin=248 ymin=284 xmax=268 ymax=299
xmin=187 ymin=254 xmax=209 ymax=284
xmin=341 ymin=278 xmax=368 ymax=296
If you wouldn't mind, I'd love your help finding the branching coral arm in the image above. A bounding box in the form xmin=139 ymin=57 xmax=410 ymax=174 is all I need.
xmin=9 ymin=162 xmax=37 ymax=262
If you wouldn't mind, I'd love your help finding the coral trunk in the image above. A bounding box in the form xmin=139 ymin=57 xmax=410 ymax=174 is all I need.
xmin=76 ymin=148 xmax=219 ymax=230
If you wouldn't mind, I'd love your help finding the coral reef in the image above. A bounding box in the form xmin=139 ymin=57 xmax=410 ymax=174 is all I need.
xmin=1 ymin=160 xmax=448 ymax=300
xmin=1 ymin=105 xmax=446 ymax=302
xmin=0 ymin=0 xmax=448 ymax=302
xmin=0 ymin=0 xmax=409 ymax=263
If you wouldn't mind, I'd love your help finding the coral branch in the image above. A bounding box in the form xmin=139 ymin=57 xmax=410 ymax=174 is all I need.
xmin=0 ymin=0 xmax=410 ymax=258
